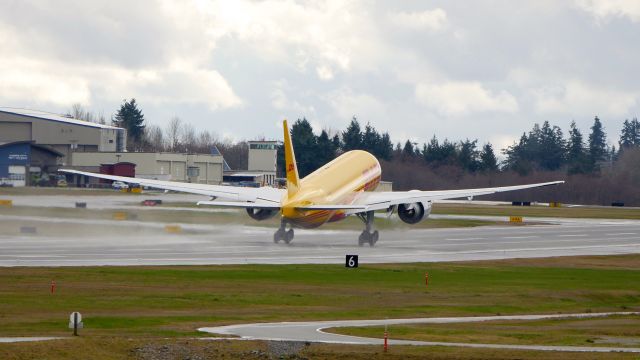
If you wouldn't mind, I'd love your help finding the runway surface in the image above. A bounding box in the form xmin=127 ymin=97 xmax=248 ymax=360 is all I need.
xmin=1 ymin=215 xmax=639 ymax=266
xmin=0 ymin=194 xmax=639 ymax=266
xmin=199 ymin=312 xmax=640 ymax=352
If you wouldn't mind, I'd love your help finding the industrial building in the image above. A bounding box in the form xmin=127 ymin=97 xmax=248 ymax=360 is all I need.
xmin=224 ymin=140 xmax=279 ymax=186
xmin=0 ymin=141 xmax=63 ymax=187
xmin=0 ymin=107 xmax=223 ymax=187
xmin=69 ymin=151 xmax=223 ymax=186
xmin=0 ymin=107 xmax=126 ymax=164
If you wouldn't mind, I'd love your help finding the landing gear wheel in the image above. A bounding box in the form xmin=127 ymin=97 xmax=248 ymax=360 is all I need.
xmin=371 ymin=230 xmax=379 ymax=246
xmin=358 ymin=231 xmax=377 ymax=247
xmin=273 ymin=229 xmax=284 ymax=243
xmin=284 ymin=229 xmax=294 ymax=244
xmin=358 ymin=232 xmax=367 ymax=247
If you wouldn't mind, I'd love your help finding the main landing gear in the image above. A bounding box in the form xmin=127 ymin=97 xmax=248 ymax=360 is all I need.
xmin=357 ymin=210 xmax=379 ymax=247
xmin=274 ymin=219 xmax=294 ymax=244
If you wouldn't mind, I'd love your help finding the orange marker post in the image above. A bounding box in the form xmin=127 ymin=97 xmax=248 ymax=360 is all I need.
xmin=384 ymin=331 xmax=388 ymax=352
xmin=51 ymin=280 xmax=56 ymax=294
xmin=425 ymin=272 xmax=429 ymax=288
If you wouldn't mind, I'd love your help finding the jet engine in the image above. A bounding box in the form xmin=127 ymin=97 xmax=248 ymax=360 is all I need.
xmin=246 ymin=208 xmax=278 ymax=221
xmin=397 ymin=201 xmax=431 ymax=224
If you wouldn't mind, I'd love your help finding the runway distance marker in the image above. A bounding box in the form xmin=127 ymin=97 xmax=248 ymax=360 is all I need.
xmin=345 ymin=255 xmax=358 ymax=268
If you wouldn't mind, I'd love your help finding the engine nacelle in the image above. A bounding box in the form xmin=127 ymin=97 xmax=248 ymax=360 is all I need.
xmin=397 ymin=201 xmax=431 ymax=224
xmin=246 ymin=208 xmax=278 ymax=221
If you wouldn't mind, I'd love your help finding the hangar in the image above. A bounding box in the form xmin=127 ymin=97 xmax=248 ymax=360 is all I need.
xmin=0 ymin=141 xmax=63 ymax=187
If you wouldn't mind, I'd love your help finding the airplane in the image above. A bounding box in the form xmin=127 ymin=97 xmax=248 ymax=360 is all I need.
xmin=60 ymin=119 xmax=564 ymax=246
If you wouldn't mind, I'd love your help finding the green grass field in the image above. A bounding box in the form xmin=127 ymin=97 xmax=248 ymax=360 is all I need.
xmin=0 ymin=255 xmax=639 ymax=359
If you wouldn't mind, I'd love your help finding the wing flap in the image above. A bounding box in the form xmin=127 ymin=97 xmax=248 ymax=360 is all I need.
xmin=197 ymin=200 xmax=281 ymax=209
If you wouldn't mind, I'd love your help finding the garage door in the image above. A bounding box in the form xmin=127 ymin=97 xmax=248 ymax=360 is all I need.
xmin=8 ymin=165 xmax=26 ymax=187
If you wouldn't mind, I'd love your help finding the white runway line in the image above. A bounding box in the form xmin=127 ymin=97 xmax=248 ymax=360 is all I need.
xmin=199 ymin=312 xmax=640 ymax=352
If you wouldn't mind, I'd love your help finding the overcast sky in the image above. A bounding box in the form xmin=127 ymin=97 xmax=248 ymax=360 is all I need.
xmin=1 ymin=0 xmax=639 ymax=150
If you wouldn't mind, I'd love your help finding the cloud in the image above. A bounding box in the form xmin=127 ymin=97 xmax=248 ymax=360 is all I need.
xmin=389 ymin=8 xmax=448 ymax=31
xmin=325 ymin=87 xmax=388 ymax=122
xmin=415 ymin=81 xmax=519 ymax=116
xmin=532 ymin=80 xmax=638 ymax=116
xmin=574 ymin=0 xmax=640 ymax=22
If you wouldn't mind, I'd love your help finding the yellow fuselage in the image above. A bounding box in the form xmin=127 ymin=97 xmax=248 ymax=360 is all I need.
xmin=281 ymin=150 xmax=381 ymax=228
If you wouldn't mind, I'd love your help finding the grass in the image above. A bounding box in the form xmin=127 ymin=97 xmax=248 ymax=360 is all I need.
xmin=330 ymin=315 xmax=640 ymax=348
xmin=1 ymin=255 xmax=639 ymax=359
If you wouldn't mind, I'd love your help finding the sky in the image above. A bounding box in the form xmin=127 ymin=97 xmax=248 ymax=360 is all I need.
xmin=1 ymin=0 xmax=639 ymax=151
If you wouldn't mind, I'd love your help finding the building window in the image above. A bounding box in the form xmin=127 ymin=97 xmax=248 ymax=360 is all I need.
xmin=249 ymin=143 xmax=276 ymax=150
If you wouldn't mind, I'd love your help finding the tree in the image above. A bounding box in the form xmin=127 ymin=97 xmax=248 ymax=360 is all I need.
xmin=181 ymin=123 xmax=197 ymax=153
xmin=457 ymin=139 xmax=480 ymax=172
xmin=290 ymin=118 xmax=319 ymax=177
xmin=619 ymin=118 xmax=640 ymax=150
xmin=502 ymin=133 xmax=534 ymax=175
xmin=113 ymin=99 xmax=146 ymax=150
xmin=588 ymin=116 xmax=607 ymax=172
xmin=341 ymin=117 xmax=362 ymax=151
xmin=566 ymin=121 xmax=588 ymax=174
xmin=538 ymin=121 xmax=565 ymax=171
xmin=401 ymin=140 xmax=417 ymax=160
xmin=479 ymin=143 xmax=498 ymax=172
xmin=166 ymin=116 xmax=183 ymax=152
xmin=377 ymin=132 xmax=393 ymax=160
xmin=316 ymin=130 xmax=338 ymax=167
xmin=361 ymin=122 xmax=381 ymax=155
xmin=143 ymin=124 xmax=165 ymax=152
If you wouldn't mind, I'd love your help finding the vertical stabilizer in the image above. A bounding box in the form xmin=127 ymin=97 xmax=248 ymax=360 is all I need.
xmin=283 ymin=119 xmax=300 ymax=198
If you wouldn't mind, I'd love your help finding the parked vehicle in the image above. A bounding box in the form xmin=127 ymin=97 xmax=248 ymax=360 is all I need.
xmin=112 ymin=181 xmax=129 ymax=190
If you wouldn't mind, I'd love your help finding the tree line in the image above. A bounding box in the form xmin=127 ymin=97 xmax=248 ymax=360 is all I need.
xmin=69 ymin=100 xmax=640 ymax=205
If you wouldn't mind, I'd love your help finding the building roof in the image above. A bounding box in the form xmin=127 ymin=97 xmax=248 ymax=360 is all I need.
xmin=0 ymin=141 xmax=64 ymax=157
xmin=0 ymin=107 xmax=122 ymax=130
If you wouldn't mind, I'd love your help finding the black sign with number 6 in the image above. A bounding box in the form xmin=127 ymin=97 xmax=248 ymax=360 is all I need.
xmin=345 ymin=255 xmax=358 ymax=268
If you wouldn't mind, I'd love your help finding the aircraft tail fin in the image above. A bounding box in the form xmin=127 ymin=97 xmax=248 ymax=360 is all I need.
xmin=283 ymin=119 xmax=300 ymax=198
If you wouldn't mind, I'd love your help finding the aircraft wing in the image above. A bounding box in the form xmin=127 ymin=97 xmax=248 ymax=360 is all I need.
xmin=59 ymin=169 xmax=285 ymax=205
xmin=349 ymin=180 xmax=565 ymax=212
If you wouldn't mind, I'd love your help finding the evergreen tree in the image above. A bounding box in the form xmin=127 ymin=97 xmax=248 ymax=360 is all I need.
xmin=538 ymin=121 xmax=565 ymax=171
xmin=587 ymin=116 xmax=607 ymax=172
xmin=619 ymin=118 xmax=640 ymax=150
xmin=290 ymin=118 xmax=319 ymax=177
xmin=502 ymin=133 xmax=534 ymax=175
xmin=479 ymin=143 xmax=498 ymax=171
xmin=113 ymin=98 xmax=146 ymax=150
xmin=316 ymin=130 xmax=337 ymax=168
xmin=457 ymin=139 xmax=480 ymax=172
xmin=423 ymin=136 xmax=456 ymax=167
xmin=341 ymin=117 xmax=362 ymax=151
xmin=566 ymin=121 xmax=588 ymax=174
xmin=402 ymin=140 xmax=416 ymax=160
xmin=361 ymin=122 xmax=381 ymax=155
xmin=377 ymin=132 xmax=393 ymax=160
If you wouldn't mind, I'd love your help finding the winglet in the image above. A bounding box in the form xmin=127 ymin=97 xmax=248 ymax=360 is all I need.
xmin=283 ymin=119 xmax=300 ymax=198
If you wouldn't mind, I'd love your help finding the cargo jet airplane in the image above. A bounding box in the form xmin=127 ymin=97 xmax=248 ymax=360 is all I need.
xmin=61 ymin=120 xmax=563 ymax=246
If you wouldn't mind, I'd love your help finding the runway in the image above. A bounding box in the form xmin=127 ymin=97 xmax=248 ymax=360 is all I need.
xmin=199 ymin=312 xmax=640 ymax=353
xmin=0 ymin=213 xmax=639 ymax=266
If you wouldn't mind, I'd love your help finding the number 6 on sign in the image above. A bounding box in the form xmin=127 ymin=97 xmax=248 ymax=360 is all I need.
xmin=346 ymin=255 xmax=358 ymax=268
